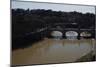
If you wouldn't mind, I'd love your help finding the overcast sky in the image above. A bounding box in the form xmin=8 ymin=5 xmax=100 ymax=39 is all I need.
xmin=12 ymin=1 xmax=95 ymax=14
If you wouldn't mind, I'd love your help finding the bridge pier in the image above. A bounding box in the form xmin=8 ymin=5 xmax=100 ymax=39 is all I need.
xmin=77 ymin=33 xmax=80 ymax=40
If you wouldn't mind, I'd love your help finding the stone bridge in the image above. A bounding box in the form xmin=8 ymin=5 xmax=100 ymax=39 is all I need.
xmin=22 ymin=23 xmax=95 ymax=39
xmin=48 ymin=27 xmax=95 ymax=39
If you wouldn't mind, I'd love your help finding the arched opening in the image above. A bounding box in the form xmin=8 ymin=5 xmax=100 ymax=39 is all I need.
xmin=51 ymin=31 xmax=63 ymax=39
xmin=65 ymin=31 xmax=78 ymax=40
xmin=80 ymin=31 xmax=91 ymax=39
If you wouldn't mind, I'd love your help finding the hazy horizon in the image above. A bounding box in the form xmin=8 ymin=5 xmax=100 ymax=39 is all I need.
xmin=12 ymin=1 xmax=95 ymax=14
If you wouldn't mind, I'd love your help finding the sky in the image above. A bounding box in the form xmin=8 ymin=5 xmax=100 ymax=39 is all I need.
xmin=12 ymin=1 xmax=95 ymax=14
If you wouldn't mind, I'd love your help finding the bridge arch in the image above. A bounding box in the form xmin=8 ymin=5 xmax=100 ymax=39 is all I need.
xmin=80 ymin=31 xmax=91 ymax=38
xmin=65 ymin=31 xmax=78 ymax=40
xmin=51 ymin=31 xmax=63 ymax=38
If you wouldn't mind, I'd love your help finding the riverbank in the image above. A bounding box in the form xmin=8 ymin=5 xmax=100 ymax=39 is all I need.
xmin=76 ymin=51 xmax=96 ymax=62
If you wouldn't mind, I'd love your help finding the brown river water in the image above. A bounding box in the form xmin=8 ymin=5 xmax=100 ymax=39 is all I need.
xmin=12 ymin=38 xmax=96 ymax=65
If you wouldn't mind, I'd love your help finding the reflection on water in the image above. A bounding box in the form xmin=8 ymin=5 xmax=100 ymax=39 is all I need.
xmin=12 ymin=38 xmax=96 ymax=65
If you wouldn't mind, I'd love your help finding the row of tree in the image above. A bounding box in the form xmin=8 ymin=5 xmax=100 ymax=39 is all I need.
xmin=12 ymin=8 xmax=95 ymax=36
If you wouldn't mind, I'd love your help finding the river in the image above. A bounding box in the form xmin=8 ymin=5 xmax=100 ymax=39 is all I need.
xmin=12 ymin=38 xmax=96 ymax=65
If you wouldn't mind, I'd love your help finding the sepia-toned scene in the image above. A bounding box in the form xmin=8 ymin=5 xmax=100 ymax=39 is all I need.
xmin=11 ymin=1 xmax=96 ymax=66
